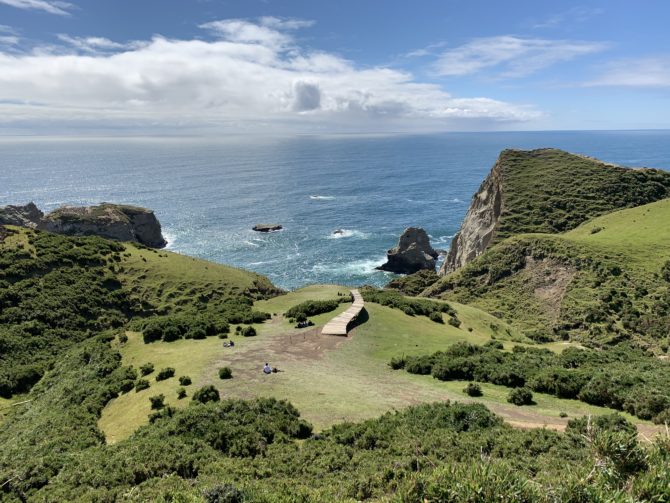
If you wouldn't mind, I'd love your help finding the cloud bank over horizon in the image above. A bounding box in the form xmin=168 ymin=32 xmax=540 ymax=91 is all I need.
xmin=0 ymin=17 xmax=544 ymax=134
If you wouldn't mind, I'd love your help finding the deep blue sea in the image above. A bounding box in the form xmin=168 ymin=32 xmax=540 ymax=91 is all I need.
xmin=2 ymin=130 xmax=670 ymax=290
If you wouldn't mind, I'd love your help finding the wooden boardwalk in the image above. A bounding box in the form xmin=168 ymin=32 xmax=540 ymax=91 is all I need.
xmin=321 ymin=289 xmax=365 ymax=336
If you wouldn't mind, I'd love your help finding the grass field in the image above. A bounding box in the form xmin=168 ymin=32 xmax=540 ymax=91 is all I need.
xmin=99 ymin=285 xmax=651 ymax=444
xmin=564 ymin=198 xmax=670 ymax=273
xmin=116 ymin=242 xmax=279 ymax=313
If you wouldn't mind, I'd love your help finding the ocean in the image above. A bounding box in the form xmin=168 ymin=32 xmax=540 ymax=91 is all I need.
xmin=2 ymin=130 xmax=670 ymax=290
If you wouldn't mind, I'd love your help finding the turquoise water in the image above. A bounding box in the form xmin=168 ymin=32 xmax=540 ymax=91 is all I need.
xmin=2 ymin=131 xmax=670 ymax=289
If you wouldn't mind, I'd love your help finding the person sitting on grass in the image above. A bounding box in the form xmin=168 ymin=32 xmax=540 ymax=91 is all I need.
xmin=263 ymin=363 xmax=272 ymax=374
xmin=229 ymin=340 xmax=234 ymax=347
xmin=223 ymin=341 xmax=229 ymax=347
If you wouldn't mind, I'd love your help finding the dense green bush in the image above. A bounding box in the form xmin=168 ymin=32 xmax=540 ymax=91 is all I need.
xmin=400 ymin=342 xmax=670 ymax=421
xmin=155 ymin=367 xmax=175 ymax=381
xmin=141 ymin=312 xmax=230 ymax=343
xmin=240 ymin=326 xmax=256 ymax=337
xmin=463 ymin=382 xmax=483 ymax=397
xmin=179 ymin=375 xmax=192 ymax=386
xmin=0 ymin=230 xmax=129 ymax=397
xmin=177 ymin=387 xmax=187 ymax=399
xmin=192 ymin=385 xmax=220 ymax=404
xmin=219 ymin=367 xmax=233 ymax=379
xmin=140 ymin=362 xmax=154 ymax=376
xmin=429 ymin=311 xmax=443 ymax=323
xmin=285 ymin=298 xmax=343 ymax=319
xmin=508 ymin=387 xmax=533 ymax=406
xmin=135 ymin=379 xmax=150 ymax=392
xmin=361 ymin=287 xmax=456 ymax=320
xmin=149 ymin=394 xmax=165 ymax=410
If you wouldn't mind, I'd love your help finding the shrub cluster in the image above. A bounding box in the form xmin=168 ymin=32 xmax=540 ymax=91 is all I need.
xmin=399 ymin=342 xmax=670 ymax=422
xmin=285 ymin=298 xmax=343 ymax=321
xmin=360 ymin=287 xmax=460 ymax=324
xmin=140 ymin=312 xmax=230 ymax=343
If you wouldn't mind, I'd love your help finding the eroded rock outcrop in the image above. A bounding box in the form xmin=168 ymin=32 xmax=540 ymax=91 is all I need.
xmin=440 ymin=158 xmax=503 ymax=275
xmin=0 ymin=202 xmax=44 ymax=228
xmin=378 ymin=227 xmax=438 ymax=274
xmin=42 ymin=204 xmax=166 ymax=247
xmin=0 ymin=202 xmax=166 ymax=248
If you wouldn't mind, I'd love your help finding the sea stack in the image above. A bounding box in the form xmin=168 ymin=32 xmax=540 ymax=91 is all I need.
xmin=378 ymin=227 xmax=438 ymax=274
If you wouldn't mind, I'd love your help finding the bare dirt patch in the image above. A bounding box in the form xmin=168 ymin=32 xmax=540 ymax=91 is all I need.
xmin=526 ymin=256 xmax=576 ymax=321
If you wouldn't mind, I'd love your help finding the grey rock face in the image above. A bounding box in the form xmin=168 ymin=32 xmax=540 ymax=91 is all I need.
xmin=42 ymin=204 xmax=167 ymax=248
xmin=378 ymin=227 xmax=438 ymax=274
xmin=440 ymin=158 xmax=503 ymax=275
xmin=0 ymin=202 xmax=166 ymax=248
xmin=0 ymin=202 xmax=44 ymax=228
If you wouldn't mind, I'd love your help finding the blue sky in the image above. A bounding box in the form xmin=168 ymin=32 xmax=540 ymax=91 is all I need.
xmin=0 ymin=0 xmax=668 ymax=134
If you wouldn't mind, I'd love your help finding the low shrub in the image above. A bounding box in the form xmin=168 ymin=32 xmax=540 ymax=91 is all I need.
xmin=135 ymin=379 xmax=150 ymax=392
xmin=429 ymin=311 xmax=443 ymax=323
xmin=507 ymin=387 xmax=533 ymax=406
xmin=192 ymin=385 xmax=220 ymax=404
xmin=219 ymin=367 xmax=233 ymax=379
xmin=463 ymin=382 xmax=482 ymax=397
xmin=140 ymin=362 xmax=154 ymax=376
xmin=149 ymin=394 xmax=165 ymax=410
xmin=156 ymin=367 xmax=175 ymax=381
xmin=389 ymin=356 xmax=406 ymax=370
xmin=179 ymin=375 xmax=192 ymax=386
xmin=241 ymin=326 xmax=256 ymax=337
xmin=177 ymin=387 xmax=187 ymax=399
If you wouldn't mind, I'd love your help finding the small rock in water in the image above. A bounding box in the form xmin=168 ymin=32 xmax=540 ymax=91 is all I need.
xmin=333 ymin=229 xmax=344 ymax=235
xmin=253 ymin=224 xmax=283 ymax=233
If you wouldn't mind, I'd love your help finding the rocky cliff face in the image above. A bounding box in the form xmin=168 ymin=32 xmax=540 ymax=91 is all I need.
xmin=0 ymin=202 xmax=166 ymax=248
xmin=42 ymin=204 xmax=167 ymax=248
xmin=0 ymin=202 xmax=44 ymax=228
xmin=378 ymin=227 xmax=438 ymax=274
xmin=439 ymin=157 xmax=503 ymax=275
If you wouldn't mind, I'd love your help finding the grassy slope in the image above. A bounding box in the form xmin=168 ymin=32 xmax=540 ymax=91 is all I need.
xmin=493 ymin=148 xmax=670 ymax=241
xmin=100 ymin=286 xmax=645 ymax=444
xmin=425 ymin=199 xmax=670 ymax=346
xmin=117 ymin=241 xmax=279 ymax=313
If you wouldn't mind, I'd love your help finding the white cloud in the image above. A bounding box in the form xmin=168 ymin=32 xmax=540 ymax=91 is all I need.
xmin=0 ymin=20 xmax=540 ymax=132
xmin=56 ymin=34 xmax=140 ymax=53
xmin=586 ymin=57 xmax=670 ymax=87
xmin=532 ymin=7 xmax=604 ymax=29
xmin=0 ymin=25 xmax=19 ymax=46
xmin=199 ymin=19 xmax=293 ymax=48
xmin=0 ymin=0 xmax=73 ymax=16
xmin=434 ymin=36 xmax=608 ymax=78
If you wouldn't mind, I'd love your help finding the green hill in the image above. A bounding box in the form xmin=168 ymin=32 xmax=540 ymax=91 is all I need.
xmin=430 ymin=148 xmax=670 ymax=277
xmin=490 ymin=148 xmax=670 ymax=240
xmin=424 ymin=198 xmax=670 ymax=348
xmin=0 ymin=226 xmax=279 ymax=398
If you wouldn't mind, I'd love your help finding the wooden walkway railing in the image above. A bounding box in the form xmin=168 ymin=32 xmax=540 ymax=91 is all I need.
xmin=321 ymin=289 xmax=365 ymax=336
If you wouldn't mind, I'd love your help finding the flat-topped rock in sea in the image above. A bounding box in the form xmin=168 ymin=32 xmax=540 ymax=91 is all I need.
xmin=253 ymin=224 xmax=283 ymax=232
xmin=0 ymin=201 xmax=167 ymax=248
xmin=378 ymin=227 xmax=438 ymax=274
xmin=42 ymin=203 xmax=167 ymax=248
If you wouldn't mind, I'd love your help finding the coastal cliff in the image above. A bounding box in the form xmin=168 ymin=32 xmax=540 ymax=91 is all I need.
xmin=0 ymin=202 xmax=167 ymax=248
xmin=438 ymin=148 xmax=670 ymax=275
xmin=440 ymin=158 xmax=503 ymax=275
